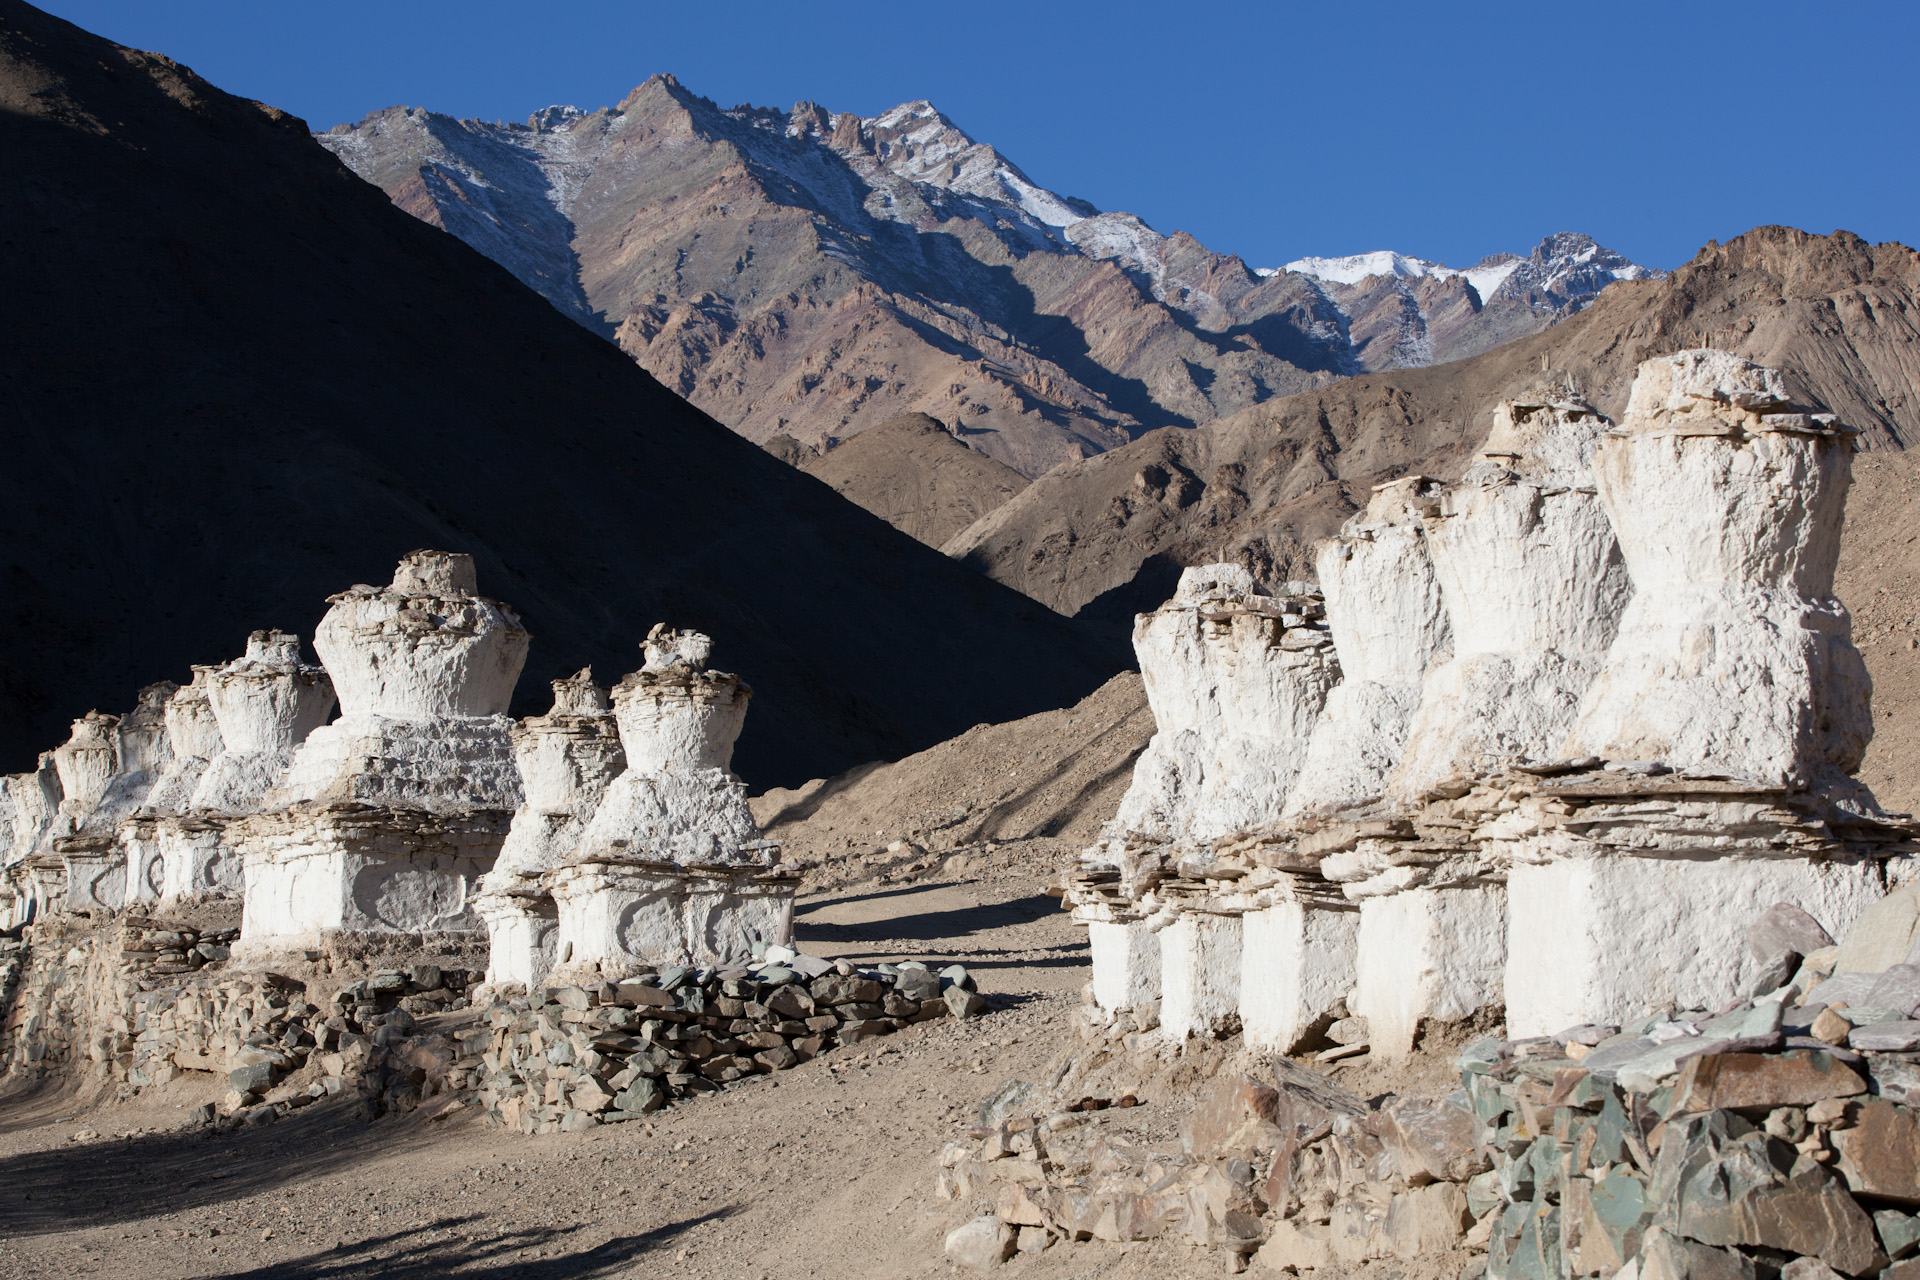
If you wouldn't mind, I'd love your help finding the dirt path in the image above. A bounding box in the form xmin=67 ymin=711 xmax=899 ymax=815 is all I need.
xmin=0 ymin=854 xmax=1224 ymax=1280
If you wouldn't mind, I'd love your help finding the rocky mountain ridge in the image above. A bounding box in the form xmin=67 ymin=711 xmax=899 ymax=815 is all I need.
xmin=318 ymin=80 xmax=1654 ymax=476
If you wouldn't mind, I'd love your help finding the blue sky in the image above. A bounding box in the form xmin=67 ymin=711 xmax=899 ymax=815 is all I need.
xmin=40 ymin=0 xmax=1919 ymax=272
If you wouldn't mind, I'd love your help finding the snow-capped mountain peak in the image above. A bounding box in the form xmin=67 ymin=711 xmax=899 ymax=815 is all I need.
xmin=855 ymin=99 xmax=1091 ymax=231
xmin=1274 ymin=233 xmax=1655 ymax=309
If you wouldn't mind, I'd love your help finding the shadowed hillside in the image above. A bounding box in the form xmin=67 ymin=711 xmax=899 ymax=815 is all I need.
xmin=0 ymin=0 xmax=1122 ymax=788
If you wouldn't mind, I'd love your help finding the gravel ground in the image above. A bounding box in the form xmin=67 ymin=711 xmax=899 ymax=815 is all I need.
xmin=0 ymin=853 xmax=1250 ymax=1280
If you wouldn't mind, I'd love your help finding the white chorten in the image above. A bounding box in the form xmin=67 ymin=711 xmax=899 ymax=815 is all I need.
xmin=476 ymin=669 xmax=626 ymax=993
xmin=157 ymin=631 xmax=334 ymax=905
xmin=236 ymin=552 xmax=527 ymax=955
xmin=543 ymin=626 xmax=794 ymax=981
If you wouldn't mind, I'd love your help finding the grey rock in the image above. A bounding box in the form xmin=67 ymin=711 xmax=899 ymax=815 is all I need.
xmin=1784 ymin=1003 xmax=1830 ymax=1035
xmin=945 ymin=1216 xmax=1014 ymax=1270
xmin=940 ymin=964 xmax=977 ymax=992
xmin=753 ymin=1046 xmax=798 ymax=1071
xmin=765 ymin=985 xmax=814 ymax=1020
xmin=946 ymin=986 xmax=990 ymax=1019
xmin=1806 ymin=972 xmax=1883 ymax=1008
xmin=1661 ymin=1113 xmax=1879 ymax=1275
xmin=228 ymin=1061 xmax=273 ymax=1095
xmin=1746 ymin=950 xmax=1799 ymax=997
xmin=1874 ymin=1057 xmax=1920 ymax=1106
xmin=894 ymin=969 xmax=940 ymax=1001
xmin=787 ymin=953 xmax=833 ymax=979
xmin=1780 ymin=1261 xmax=1843 ymax=1280
xmin=1749 ymin=902 xmax=1835 ymax=965
xmin=810 ymin=974 xmax=883 ymax=1006
xmin=1327 ymin=1016 xmax=1369 ymax=1046
xmin=615 ymin=1079 xmax=664 ymax=1114
xmin=1865 ymin=964 xmax=1920 ymax=1016
xmin=1876 ymin=1209 xmax=1920 ymax=1261
xmin=1836 ymin=883 xmax=1920 ymax=975
xmin=1848 ymin=1020 xmax=1920 ymax=1052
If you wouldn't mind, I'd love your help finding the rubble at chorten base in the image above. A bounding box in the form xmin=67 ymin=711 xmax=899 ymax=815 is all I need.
xmin=943 ymin=891 xmax=1920 ymax=1276
xmin=0 ymin=550 xmax=870 ymax=1129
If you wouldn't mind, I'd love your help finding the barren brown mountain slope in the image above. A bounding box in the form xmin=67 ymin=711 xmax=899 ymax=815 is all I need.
xmin=0 ymin=0 xmax=1123 ymax=787
xmin=751 ymin=671 xmax=1152 ymax=884
xmin=321 ymin=87 xmax=1649 ymax=478
xmin=950 ymin=228 xmax=1920 ymax=618
xmin=795 ymin=413 xmax=1030 ymax=548
xmin=1838 ymin=447 xmax=1920 ymax=813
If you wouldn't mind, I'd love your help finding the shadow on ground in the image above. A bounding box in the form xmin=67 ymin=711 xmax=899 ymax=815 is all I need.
xmin=795 ymin=893 xmax=1064 ymax=944
xmin=198 ymin=1209 xmax=735 ymax=1280
xmin=0 ymin=1099 xmax=443 ymax=1237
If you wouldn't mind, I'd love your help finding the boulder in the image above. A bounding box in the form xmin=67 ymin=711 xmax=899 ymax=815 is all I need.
xmin=1835 ymin=883 xmax=1920 ymax=975
xmin=944 ymin=1216 xmax=1014 ymax=1269
xmin=1831 ymin=1100 xmax=1920 ymax=1205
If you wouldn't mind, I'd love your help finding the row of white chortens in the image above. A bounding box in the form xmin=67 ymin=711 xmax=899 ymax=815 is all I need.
xmin=0 ymin=549 xmax=795 ymax=988
xmin=6 ymin=350 xmax=1913 ymax=1062
xmin=1066 ymin=351 xmax=1919 ymax=1058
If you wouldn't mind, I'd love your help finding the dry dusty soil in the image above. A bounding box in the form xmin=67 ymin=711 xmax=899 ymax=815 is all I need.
xmin=0 ymin=845 xmax=1252 ymax=1280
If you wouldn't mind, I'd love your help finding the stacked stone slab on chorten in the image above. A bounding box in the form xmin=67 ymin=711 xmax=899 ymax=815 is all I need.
xmin=1064 ymin=351 xmax=1920 ymax=1060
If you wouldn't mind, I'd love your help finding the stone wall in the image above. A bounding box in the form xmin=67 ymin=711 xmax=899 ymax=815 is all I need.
xmin=476 ymin=948 xmax=987 ymax=1134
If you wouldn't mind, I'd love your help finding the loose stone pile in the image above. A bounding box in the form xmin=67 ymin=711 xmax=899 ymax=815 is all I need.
xmin=939 ymin=1056 xmax=1481 ymax=1266
xmin=477 ymin=947 xmax=988 ymax=1134
xmin=1065 ymin=352 xmax=1919 ymax=1064
xmin=941 ymin=885 xmax=1920 ymax=1277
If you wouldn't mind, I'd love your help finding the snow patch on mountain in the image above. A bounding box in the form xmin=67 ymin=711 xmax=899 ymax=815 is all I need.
xmin=862 ymin=101 xmax=1086 ymax=231
xmin=1284 ymin=250 xmax=1453 ymax=285
xmin=1462 ymin=257 xmax=1522 ymax=302
xmin=1064 ymin=213 xmax=1167 ymax=280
